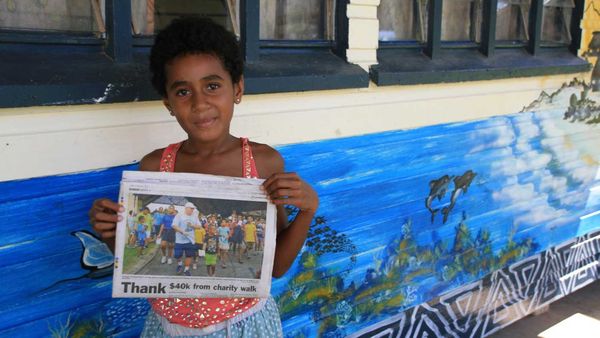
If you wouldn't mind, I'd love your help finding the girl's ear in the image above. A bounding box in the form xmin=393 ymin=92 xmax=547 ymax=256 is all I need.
xmin=163 ymin=98 xmax=174 ymax=116
xmin=234 ymin=75 xmax=245 ymax=104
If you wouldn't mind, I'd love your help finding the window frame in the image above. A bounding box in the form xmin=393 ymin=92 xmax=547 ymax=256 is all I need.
xmin=370 ymin=0 xmax=590 ymax=86
xmin=239 ymin=0 xmax=368 ymax=94
xmin=0 ymin=0 xmax=368 ymax=108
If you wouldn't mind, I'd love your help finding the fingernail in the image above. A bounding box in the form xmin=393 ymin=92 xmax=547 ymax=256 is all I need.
xmin=118 ymin=215 xmax=123 ymax=222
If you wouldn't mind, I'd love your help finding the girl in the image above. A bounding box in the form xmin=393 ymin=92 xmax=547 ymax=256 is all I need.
xmin=218 ymin=218 xmax=231 ymax=268
xmin=88 ymin=17 xmax=318 ymax=337
xmin=205 ymin=224 xmax=219 ymax=277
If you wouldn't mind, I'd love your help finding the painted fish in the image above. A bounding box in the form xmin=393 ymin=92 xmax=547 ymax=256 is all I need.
xmin=36 ymin=231 xmax=114 ymax=294
xmin=441 ymin=170 xmax=477 ymax=223
xmin=425 ymin=175 xmax=452 ymax=223
xmin=74 ymin=230 xmax=114 ymax=271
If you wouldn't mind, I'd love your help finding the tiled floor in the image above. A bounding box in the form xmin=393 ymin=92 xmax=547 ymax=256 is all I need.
xmin=490 ymin=280 xmax=600 ymax=338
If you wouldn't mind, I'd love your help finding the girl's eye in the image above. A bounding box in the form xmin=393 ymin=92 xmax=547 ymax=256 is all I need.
xmin=176 ymin=89 xmax=190 ymax=97
xmin=207 ymin=83 xmax=221 ymax=91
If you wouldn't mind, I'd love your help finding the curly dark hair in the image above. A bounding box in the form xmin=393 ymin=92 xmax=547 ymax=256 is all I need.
xmin=149 ymin=17 xmax=244 ymax=97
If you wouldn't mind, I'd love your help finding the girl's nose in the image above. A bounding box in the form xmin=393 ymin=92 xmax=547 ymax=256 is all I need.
xmin=191 ymin=92 xmax=209 ymax=111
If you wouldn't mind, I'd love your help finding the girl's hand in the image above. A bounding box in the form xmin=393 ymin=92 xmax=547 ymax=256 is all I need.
xmin=89 ymin=198 xmax=123 ymax=240
xmin=262 ymin=172 xmax=319 ymax=213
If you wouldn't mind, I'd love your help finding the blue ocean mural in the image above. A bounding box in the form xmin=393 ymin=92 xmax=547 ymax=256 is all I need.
xmin=271 ymin=81 xmax=600 ymax=336
xmin=1 ymin=79 xmax=599 ymax=337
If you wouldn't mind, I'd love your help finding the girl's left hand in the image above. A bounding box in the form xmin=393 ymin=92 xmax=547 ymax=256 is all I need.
xmin=262 ymin=172 xmax=319 ymax=213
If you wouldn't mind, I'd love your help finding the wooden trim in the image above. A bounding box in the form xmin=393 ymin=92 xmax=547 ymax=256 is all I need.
xmin=527 ymin=0 xmax=543 ymax=55
xmin=480 ymin=0 xmax=498 ymax=57
xmin=105 ymin=0 xmax=133 ymax=62
xmin=240 ymin=0 xmax=260 ymax=62
xmin=569 ymin=0 xmax=584 ymax=55
xmin=424 ymin=0 xmax=442 ymax=59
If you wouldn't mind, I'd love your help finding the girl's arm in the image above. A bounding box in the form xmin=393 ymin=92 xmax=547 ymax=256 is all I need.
xmin=258 ymin=148 xmax=319 ymax=278
xmin=265 ymin=184 xmax=317 ymax=278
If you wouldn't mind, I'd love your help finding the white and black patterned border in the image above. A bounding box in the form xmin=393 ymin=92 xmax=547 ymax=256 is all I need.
xmin=348 ymin=230 xmax=600 ymax=338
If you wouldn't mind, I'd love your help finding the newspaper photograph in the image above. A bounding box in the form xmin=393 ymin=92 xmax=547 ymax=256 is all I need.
xmin=112 ymin=171 xmax=277 ymax=298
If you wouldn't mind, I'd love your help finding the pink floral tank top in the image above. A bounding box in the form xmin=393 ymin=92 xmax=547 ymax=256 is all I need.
xmin=148 ymin=137 xmax=260 ymax=328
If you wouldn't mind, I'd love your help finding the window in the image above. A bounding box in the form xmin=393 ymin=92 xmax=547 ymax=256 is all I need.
xmin=378 ymin=0 xmax=428 ymax=43
xmin=441 ymin=0 xmax=482 ymax=43
xmin=372 ymin=0 xmax=589 ymax=86
xmin=542 ymin=0 xmax=574 ymax=45
xmin=0 ymin=0 xmax=367 ymax=108
xmin=241 ymin=0 xmax=366 ymax=94
xmin=131 ymin=0 xmax=238 ymax=36
xmin=0 ymin=0 xmax=104 ymax=34
xmin=496 ymin=0 xmax=530 ymax=44
xmin=259 ymin=0 xmax=334 ymax=41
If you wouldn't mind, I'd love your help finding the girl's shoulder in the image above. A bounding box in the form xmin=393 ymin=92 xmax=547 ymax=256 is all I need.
xmin=248 ymin=141 xmax=284 ymax=178
xmin=139 ymin=148 xmax=165 ymax=171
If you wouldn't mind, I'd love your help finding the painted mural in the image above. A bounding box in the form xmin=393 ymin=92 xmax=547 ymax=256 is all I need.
xmin=1 ymin=76 xmax=599 ymax=337
xmin=271 ymin=81 xmax=600 ymax=337
xmin=3 ymin=4 xmax=600 ymax=335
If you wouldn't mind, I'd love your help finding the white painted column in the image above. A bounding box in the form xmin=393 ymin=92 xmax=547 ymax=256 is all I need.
xmin=346 ymin=0 xmax=380 ymax=72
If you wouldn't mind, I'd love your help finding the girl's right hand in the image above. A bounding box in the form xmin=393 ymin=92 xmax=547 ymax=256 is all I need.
xmin=89 ymin=198 xmax=123 ymax=240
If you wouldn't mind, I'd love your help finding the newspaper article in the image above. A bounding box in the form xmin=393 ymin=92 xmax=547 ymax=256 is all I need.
xmin=112 ymin=171 xmax=277 ymax=298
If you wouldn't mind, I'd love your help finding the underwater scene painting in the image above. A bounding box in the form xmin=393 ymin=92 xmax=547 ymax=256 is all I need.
xmin=0 ymin=80 xmax=599 ymax=337
xmin=271 ymin=80 xmax=600 ymax=337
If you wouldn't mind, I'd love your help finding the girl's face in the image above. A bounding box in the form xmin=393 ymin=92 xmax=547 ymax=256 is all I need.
xmin=163 ymin=53 xmax=243 ymax=143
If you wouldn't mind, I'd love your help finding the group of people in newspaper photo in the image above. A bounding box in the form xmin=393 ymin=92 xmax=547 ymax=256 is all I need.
xmin=124 ymin=198 xmax=266 ymax=280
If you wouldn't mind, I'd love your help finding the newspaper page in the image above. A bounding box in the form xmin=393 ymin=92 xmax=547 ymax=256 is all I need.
xmin=112 ymin=171 xmax=277 ymax=298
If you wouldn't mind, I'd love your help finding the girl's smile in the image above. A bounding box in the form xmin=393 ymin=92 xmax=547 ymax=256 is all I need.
xmin=194 ymin=117 xmax=217 ymax=128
